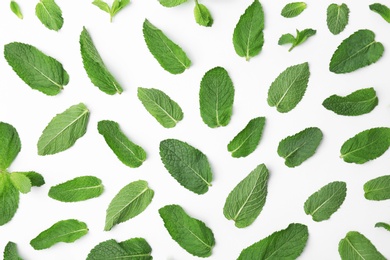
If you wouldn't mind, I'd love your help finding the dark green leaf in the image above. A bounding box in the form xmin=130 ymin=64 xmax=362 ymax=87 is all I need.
xmin=35 ymin=0 xmax=63 ymax=31
xmin=375 ymin=222 xmax=390 ymax=232
xmin=339 ymin=231 xmax=386 ymax=260
xmin=327 ymin=4 xmax=349 ymax=35
xmin=281 ymin=2 xmax=307 ymax=18
xmin=370 ymin=3 xmax=390 ymax=23
xmin=3 ymin=241 xmax=23 ymax=260
xmin=0 ymin=173 xmax=19 ymax=226
xmin=364 ymin=175 xmax=390 ymax=201
xmin=0 ymin=122 xmax=21 ymax=170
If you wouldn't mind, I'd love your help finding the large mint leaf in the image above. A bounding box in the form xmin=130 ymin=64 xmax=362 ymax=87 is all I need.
xmin=281 ymin=2 xmax=307 ymax=18
xmin=0 ymin=173 xmax=19 ymax=226
xmin=327 ymin=3 xmax=349 ymax=35
xmin=0 ymin=122 xmax=21 ymax=170
xmin=364 ymin=175 xmax=390 ymax=201
xmin=339 ymin=231 xmax=386 ymax=260
xmin=35 ymin=0 xmax=63 ymax=31
xmin=3 ymin=241 xmax=23 ymax=260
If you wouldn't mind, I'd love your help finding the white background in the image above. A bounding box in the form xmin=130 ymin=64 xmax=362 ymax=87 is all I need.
xmin=1 ymin=0 xmax=390 ymax=259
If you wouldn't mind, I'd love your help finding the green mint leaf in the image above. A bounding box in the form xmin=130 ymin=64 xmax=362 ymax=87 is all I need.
xmin=233 ymin=0 xmax=264 ymax=61
xmin=278 ymin=127 xmax=323 ymax=167
xmin=0 ymin=122 xmax=21 ymax=170
xmin=267 ymin=62 xmax=310 ymax=113
xmin=48 ymin=176 xmax=104 ymax=202
xmin=137 ymin=87 xmax=184 ymax=128
xmin=375 ymin=222 xmax=390 ymax=231
xmin=80 ymin=27 xmax=123 ymax=95
xmin=158 ymin=0 xmax=187 ymax=7
xmin=199 ymin=67 xmax=234 ymax=128
xmin=304 ymin=181 xmax=347 ymax=222
xmin=237 ymin=223 xmax=308 ymax=260
xmin=30 ymin=219 xmax=88 ymax=250
xmin=4 ymin=42 xmax=69 ymax=96
xmin=10 ymin=172 xmax=31 ymax=194
xmin=340 ymin=127 xmax=390 ymax=164
xmin=322 ymin=87 xmax=378 ymax=116
xmin=92 ymin=0 xmax=110 ymax=13
xmin=227 ymin=117 xmax=266 ymax=158
xmin=87 ymin=237 xmax=152 ymax=260
xmin=159 ymin=204 xmax=215 ymax=257
xmin=37 ymin=103 xmax=90 ymax=155
xmin=0 ymin=173 xmax=19 ymax=226
xmin=278 ymin=28 xmax=316 ymax=51
xmin=223 ymin=164 xmax=269 ymax=228
xmin=338 ymin=231 xmax=386 ymax=260
xmin=364 ymin=175 xmax=390 ymax=201
xmin=35 ymin=0 xmax=63 ymax=31
xmin=278 ymin=33 xmax=295 ymax=45
xmin=329 ymin=30 xmax=384 ymax=74
xmin=104 ymin=180 xmax=154 ymax=231
xmin=194 ymin=3 xmax=213 ymax=27
xmin=15 ymin=171 xmax=45 ymax=187
xmin=327 ymin=3 xmax=349 ymax=35
xmin=159 ymin=139 xmax=213 ymax=194
xmin=3 ymin=241 xmax=23 ymax=260
xmin=143 ymin=19 xmax=191 ymax=74
xmin=10 ymin=1 xmax=23 ymax=19
xmin=110 ymin=0 xmax=131 ymax=20
xmin=98 ymin=120 xmax=146 ymax=168
xmin=370 ymin=3 xmax=390 ymax=23
xmin=281 ymin=2 xmax=307 ymax=18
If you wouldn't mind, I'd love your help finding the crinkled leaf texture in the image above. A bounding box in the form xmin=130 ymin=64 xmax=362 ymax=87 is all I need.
xmin=194 ymin=3 xmax=213 ymax=27
xmin=0 ymin=173 xmax=20 ymax=226
xmin=4 ymin=42 xmax=69 ymax=96
xmin=158 ymin=0 xmax=187 ymax=7
xmin=278 ymin=29 xmax=316 ymax=51
xmin=37 ymin=103 xmax=90 ymax=155
xmin=30 ymin=219 xmax=88 ymax=250
xmin=339 ymin=231 xmax=386 ymax=260
xmin=364 ymin=175 xmax=390 ymax=201
xmin=327 ymin=3 xmax=349 ymax=35
xmin=199 ymin=67 xmax=235 ymax=128
xmin=223 ymin=164 xmax=269 ymax=228
xmin=3 ymin=241 xmax=23 ymax=260
xmin=104 ymin=180 xmax=154 ymax=231
xmin=370 ymin=3 xmax=390 ymax=23
xmin=160 ymin=139 xmax=213 ymax=194
xmin=375 ymin=222 xmax=390 ymax=232
xmin=10 ymin=1 xmax=23 ymax=19
xmin=0 ymin=122 xmax=21 ymax=170
xmin=35 ymin=0 xmax=63 ymax=31
xmin=159 ymin=204 xmax=215 ymax=257
xmin=281 ymin=2 xmax=307 ymax=18
xmin=329 ymin=30 xmax=384 ymax=74
xmin=237 ymin=223 xmax=309 ymax=260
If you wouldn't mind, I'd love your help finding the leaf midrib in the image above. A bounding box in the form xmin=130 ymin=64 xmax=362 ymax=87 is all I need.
xmin=332 ymin=41 xmax=376 ymax=70
xmin=230 ymin=130 xmax=256 ymax=154
xmin=274 ymin=70 xmax=305 ymax=109
xmin=142 ymin=91 xmax=178 ymax=124
xmin=309 ymin=185 xmax=343 ymax=217
xmin=112 ymin=135 xmax=143 ymax=162
xmin=344 ymin=237 xmax=366 ymax=260
xmin=176 ymin=219 xmax=212 ymax=249
xmin=55 ymin=184 xmax=102 ymax=194
xmin=340 ymin=138 xmax=381 ymax=158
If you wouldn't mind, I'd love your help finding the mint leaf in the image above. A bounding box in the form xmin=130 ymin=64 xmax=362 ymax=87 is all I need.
xmin=339 ymin=231 xmax=386 ymax=260
xmin=330 ymin=30 xmax=384 ymax=74
xmin=0 ymin=173 xmax=19 ymax=226
xmin=10 ymin=172 xmax=31 ymax=194
xmin=93 ymin=0 xmax=130 ymax=22
xmin=223 ymin=164 xmax=269 ymax=228
xmin=340 ymin=127 xmax=390 ymax=164
xmin=323 ymin=87 xmax=378 ymax=116
xmin=4 ymin=42 xmax=69 ymax=96
xmin=16 ymin=172 xmax=45 ymax=187
xmin=30 ymin=219 xmax=88 ymax=250
xmin=281 ymin=2 xmax=307 ymax=18
xmin=159 ymin=139 xmax=213 ymax=194
xmin=92 ymin=0 xmax=110 ymax=13
xmin=159 ymin=204 xmax=215 ymax=257
xmin=233 ymin=0 xmax=264 ymax=61
xmin=10 ymin=1 xmax=23 ymax=19
xmin=80 ymin=27 xmax=123 ymax=95
xmin=105 ymin=180 xmax=154 ymax=231
xmin=278 ymin=127 xmax=323 ymax=167
xmin=87 ymin=237 xmax=152 ymax=260
xmin=98 ymin=120 xmax=146 ymax=168
xmin=143 ymin=19 xmax=191 ymax=74
xmin=158 ymin=0 xmax=187 ymax=7
xmin=35 ymin=0 xmax=63 ymax=31
xmin=227 ymin=117 xmax=266 ymax=158
xmin=267 ymin=62 xmax=310 ymax=113
xmin=199 ymin=67 xmax=234 ymax=128
xmin=137 ymin=87 xmax=184 ymax=128
xmin=194 ymin=2 xmax=213 ymax=27
xmin=304 ymin=181 xmax=347 ymax=222
xmin=37 ymin=103 xmax=90 ymax=155
xmin=278 ymin=28 xmax=316 ymax=51
xmin=375 ymin=222 xmax=390 ymax=231
xmin=49 ymin=176 xmax=104 ymax=202
xmin=364 ymin=175 xmax=390 ymax=201
xmin=3 ymin=241 xmax=23 ymax=260
xmin=237 ymin=223 xmax=308 ymax=260
xmin=0 ymin=122 xmax=21 ymax=170
xmin=370 ymin=3 xmax=390 ymax=23
xmin=327 ymin=3 xmax=349 ymax=35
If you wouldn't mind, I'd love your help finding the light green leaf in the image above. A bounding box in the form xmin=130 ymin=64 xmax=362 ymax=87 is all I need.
xmin=223 ymin=164 xmax=269 ymax=228
xmin=159 ymin=139 xmax=213 ymax=194
xmin=98 ymin=120 xmax=146 ymax=168
xmin=227 ymin=117 xmax=266 ymax=158
xmin=30 ymin=219 xmax=88 ymax=250
xmin=339 ymin=231 xmax=386 ymax=260
xmin=278 ymin=29 xmax=316 ymax=51
xmin=370 ymin=3 xmax=390 ymax=23
xmin=159 ymin=204 xmax=215 ymax=257
xmin=80 ymin=27 xmax=123 ymax=95
xmin=3 ymin=241 xmax=23 ymax=260
xmin=364 ymin=175 xmax=390 ymax=201
xmin=267 ymin=62 xmax=310 ymax=113
xmin=233 ymin=0 xmax=264 ymax=61
xmin=0 ymin=122 xmax=21 ymax=170
xmin=304 ymin=181 xmax=347 ymax=222
xmin=278 ymin=127 xmax=323 ymax=167
xmin=111 ymin=0 xmax=130 ymax=18
xmin=10 ymin=1 xmax=23 ymax=19
xmin=87 ymin=237 xmax=152 ymax=260
xmin=340 ymin=127 xmax=390 ymax=164
xmin=278 ymin=33 xmax=295 ymax=45
xmin=194 ymin=3 xmax=213 ymax=27
xmin=199 ymin=67 xmax=235 ymax=128
xmin=10 ymin=172 xmax=31 ymax=194
xmin=49 ymin=176 xmax=104 ymax=202
xmin=4 ymin=42 xmax=69 ymax=96
xmin=327 ymin=3 xmax=349 ymax=35
xmin=0 ymin=173 xmax=20 ymax=226
xmin=35 ymin=0 xmax=63 ymax=31
xmin=143 ymin=19 xmax=191 ymax=74
xmin=92 ymin=0 xmax=110 ymax=13
xmin=158 ymin=0 xmax=187 ymax=7
xmin=330 ymin=30 xmax=384 ymax=74
xmin=137 ymin=87 xmax=183 ymax=128
xmin=237 ymin=223 xmax=308 ymax=260
xmin=281 ymin=2 xmax=307 ymax=18
xmin=375 ymin=222 xmax=390 ymax=231
xmin=37 ymin=103 xmax=90 ymax=155
xmin=16 ymin=172 xmax=45 ymax=187
xmin=105 ymin=180 xmax=154 ymax=231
